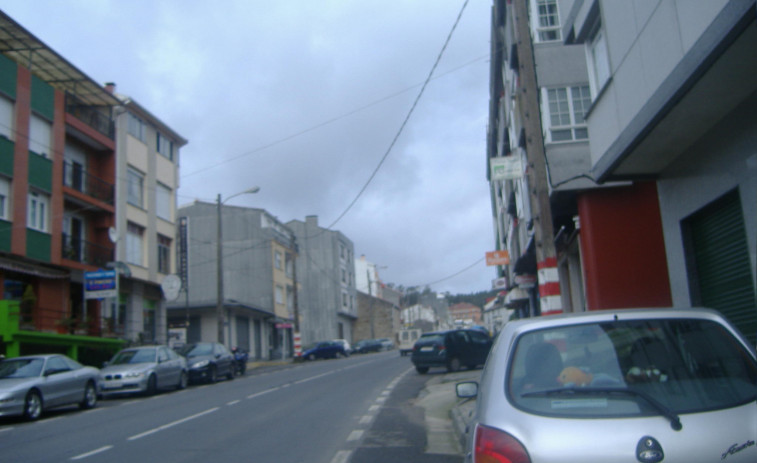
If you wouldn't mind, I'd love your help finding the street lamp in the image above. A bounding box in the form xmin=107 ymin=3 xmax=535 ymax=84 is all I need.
xmin=217 ymin=186 xmax=260 ymax=344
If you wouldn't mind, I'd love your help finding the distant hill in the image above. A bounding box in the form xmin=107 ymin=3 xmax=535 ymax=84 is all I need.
xmin=447 ymin=290 xmax=500 ymax=309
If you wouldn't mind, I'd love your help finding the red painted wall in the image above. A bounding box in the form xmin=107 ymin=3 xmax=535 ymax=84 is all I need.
xmin=578 ymin=182 xmax=672 ymax=310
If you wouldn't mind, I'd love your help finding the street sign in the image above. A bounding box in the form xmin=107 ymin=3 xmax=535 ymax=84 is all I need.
xmin=486 ymin=250 xmax=510 ymax=266
xmin=161 ymin=275 xmax=182 ymax=301
xmin=490 ymin=156 xmax=523 ymax=181
xmin=84 ymin=270 xmax=117 ymax=299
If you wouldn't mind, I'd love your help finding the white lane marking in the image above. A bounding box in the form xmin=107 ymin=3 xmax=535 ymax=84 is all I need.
xmin=127 ymin=407 xmax=219 ymax=441
xmin=359 ymin=415 xmax=373 ymax=425
xmin=70 ymin=445 xmax=113 ymax=460
xmin=368 ymin=405 xmax=379 ymax=412
xmin=0 ymin=427 xmax=14 ymax=433
xmin=247 ymin=387 xmax=279 ymax=399
xmin=227 ymin=400 xmax=240 ymax=406
xmin=375 ymin=396 xmax=387 ymax=404
xmin=347 ymin=429 xmax=364 ymax=441
xmin=330 ymin=450 xmax=352 ymax=463
xmin=293 ymin=371 xmax=334 ymax=385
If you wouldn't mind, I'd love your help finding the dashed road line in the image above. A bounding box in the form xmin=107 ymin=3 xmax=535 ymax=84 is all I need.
xmin=70 ymin=445 xmax=113 ymax=460
xmin=127 ymin=407 xmax=219 ymax=441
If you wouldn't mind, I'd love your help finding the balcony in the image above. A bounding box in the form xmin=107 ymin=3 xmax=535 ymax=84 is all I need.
xmin=61 ymin=233 xmax=114 ymax=268
xmin=63 ymin=160 xmax=115 ymax=205
xmin=65 ymin=93 xmax=114 ymax=140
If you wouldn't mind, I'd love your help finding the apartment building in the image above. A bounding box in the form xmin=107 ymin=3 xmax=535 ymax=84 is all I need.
xmin=286 ymin=215 xmax=356 ymax=347
xmin=169 ymin=201 xmax=297 ymax=360
xmin=0 ymin=12 xmax=123 ymax=358
xmin=110 ymin=87 xmax=187 ymax=344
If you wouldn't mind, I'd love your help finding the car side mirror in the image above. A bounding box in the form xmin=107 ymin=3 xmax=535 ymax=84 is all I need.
xmin=456 ymin=381 xmax=479 ymax=399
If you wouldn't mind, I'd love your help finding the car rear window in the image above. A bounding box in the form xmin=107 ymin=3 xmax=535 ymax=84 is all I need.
xmin=417 ymin=334 xmax=445 ymax=344
xmin=507 ymin=318 xmax=757 ymax=418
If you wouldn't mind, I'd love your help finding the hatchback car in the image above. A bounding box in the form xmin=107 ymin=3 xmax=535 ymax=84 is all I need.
xmin=411 ymin=329 xmax=492 ymax=374
xmin=456 ymin=308 xmax=757 ymax=463
xmin=100 ymin=346 xmax=187 ymax=397
xmin=178 ymin=342 xmax=235 ymax=383
xmin=353 ymin=339 xmax=383 ymax=354
xmin=302 ymin=341 xmax=347 ymax=360
xmin=0 ymin=354 xmax=99 ymax=420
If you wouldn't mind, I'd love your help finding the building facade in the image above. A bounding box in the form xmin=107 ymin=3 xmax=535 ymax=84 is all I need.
xmin=286 ymin=215 xmax=356 ymax=347
xmin=169 ymin=201 xmax=297 ymax=359
xmin=354 ymin=291 xmax=400 ymax=342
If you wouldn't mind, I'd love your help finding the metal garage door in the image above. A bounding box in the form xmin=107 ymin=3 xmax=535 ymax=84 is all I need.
xmin=685 ymin=189 xmax=757 ymax=343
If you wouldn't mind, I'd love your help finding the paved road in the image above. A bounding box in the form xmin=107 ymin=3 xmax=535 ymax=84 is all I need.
xmin=0 ymin=351 xmax=465 ymax=463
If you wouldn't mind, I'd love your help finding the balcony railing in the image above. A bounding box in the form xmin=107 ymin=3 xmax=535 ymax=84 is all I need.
xmin=63 ymin=160 xmax=115 ymax=204
xmin=61 ymin=233 xmax=114 ymax=267
xmin=65 ymin=93 xmax=115 ymax=140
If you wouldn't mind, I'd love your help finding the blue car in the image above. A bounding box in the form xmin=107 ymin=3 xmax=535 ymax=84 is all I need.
xmin=302 ymin=341 xmax=346 ymax=361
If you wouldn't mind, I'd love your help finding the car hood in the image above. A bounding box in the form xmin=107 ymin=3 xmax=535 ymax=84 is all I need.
xmin=100 ymin=363 xmax=154 ymax=375
xmin=185 ymin=355 xmax=215 ymax=363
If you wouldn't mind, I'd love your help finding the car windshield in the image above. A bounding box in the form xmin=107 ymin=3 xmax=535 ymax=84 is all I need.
xmin=111 ymin=348 xmax=157 ymax=365
xmin=0 ymin=358 xmax=44 ymax=378
xmin=508 ymin=318 xmax=757 ymax=419
xmin=418 ymin=334 xmax=444 ymax=344
xmin=179 ymin=344 xmax=213 ymax=357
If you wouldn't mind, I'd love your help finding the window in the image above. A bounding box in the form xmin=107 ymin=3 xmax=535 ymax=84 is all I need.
xmin=157 ymin=234 xmax=171 ymax=274
xmin=157 ymin=133 xmax=173 ymax=160
xmin=0 ymin=95 xmax=13 ymax=140
xmin=127 ymin=113 xmax=146 ymax=143
xmin=275 ymin=285 xmax=284 ymax=305
xmin=275 ymin=250 xmax=282 ymax=270
xmin=127 ymin=167 xmax=144 ymax=208
xmin=156 ymin=183 xmax=172 ymax=221
xmin=0 ymin=176 xmax=9 ymax=220
xmin=126 ymin=222 xmax=144 ymax=266
xmin=545 ymin=86 xmax=591 ymax=142
xmin=27 ymin=191 xmax=49 ymax=232
xmin=534 ymin=0 xmax=561 ymax=42
xmin=29 ymin=114 xmax=51 ymax=158
xmin=587 ymin=26 xmax=611 ymax=96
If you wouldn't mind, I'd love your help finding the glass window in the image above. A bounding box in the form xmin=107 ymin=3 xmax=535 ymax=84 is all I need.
xmin=508 ymin=319 xmax=757 ymax=418
xmin=0 ymin=176 xmax=9 ymax=220
xmin=156 ymin=182 xmax=172 ymax=221
xmin=127 ymin=167 xmax=144 ymax=208
xmin=27 ymin=190 xmax=49 ymax=232
xmin=275 ymin=250 xmax=282 ymax=270
xmin=588 ymin=28 xmax=611 ymax=96
xmin=126 ymin=222 xmax=144 ymax=266
xmin=127 ymin=113 xmax=146 ymax=143
xmin=535 ymin=0 xmax=561 ymax=42
xmin=29 ymin=114 xmax=51 ymax=158
xmin=158 ymin=234 xmax=171 ymax=274
xmin=275 ymin=285 xmax=284 ymax=305
xmin=545 ymin=86 xmax=590 ymax=142
xmin=157 ymin=133 xmax=173 ymax=160
xmin=0 ymin=95 xmax=14 ymax=140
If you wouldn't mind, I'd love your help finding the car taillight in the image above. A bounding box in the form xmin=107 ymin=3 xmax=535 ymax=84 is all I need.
xmin=437 ymin=344 xmax=445 ymax=351
xmin=474 ymin=424 xmax=530 ymax=463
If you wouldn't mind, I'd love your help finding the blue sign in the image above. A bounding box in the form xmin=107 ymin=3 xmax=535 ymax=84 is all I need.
xmin=84 ymin=270 xmax=117 ymax=299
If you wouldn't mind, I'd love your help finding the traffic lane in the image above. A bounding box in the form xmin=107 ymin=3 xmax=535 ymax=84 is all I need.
xmin=0 ymin=352 xmax=405 ymax=462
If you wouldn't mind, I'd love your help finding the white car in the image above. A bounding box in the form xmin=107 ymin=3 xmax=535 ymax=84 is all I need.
xmin=333 ymin=339 xmax=352 ymax=356
xmin=457 ymin=308 xmax=757 ymax=463
xmin=100 ymin=346 xmax=187 ymax=397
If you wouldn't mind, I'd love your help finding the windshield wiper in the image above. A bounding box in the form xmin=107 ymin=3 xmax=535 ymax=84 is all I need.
xmin=522 ymin=386 xmax=682 ymax=431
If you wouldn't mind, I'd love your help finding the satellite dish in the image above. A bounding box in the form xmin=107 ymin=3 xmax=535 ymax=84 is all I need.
xmin=161 ymin=275 xmax=182 ymax=301
xmin=108 ymin=227 xmax=119 ymax=243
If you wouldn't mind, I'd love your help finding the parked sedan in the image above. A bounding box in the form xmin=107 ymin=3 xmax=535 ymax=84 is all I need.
xmin=0 ymin=354 xmax=99 ymax=421
xmin=456 ymin=308 xmax=757 ymax=463
xmin=302 ymin=341 xmax=347 ymax=360
xmin=178 ymin=342 xmax=235 ymax=383
xmin=100 ymin=346 xmax=187 ymax=397
xmin=411 ymin=329 xmax=492 ymax=374
xmin=353 ymin=339 xmax=383 ymax=354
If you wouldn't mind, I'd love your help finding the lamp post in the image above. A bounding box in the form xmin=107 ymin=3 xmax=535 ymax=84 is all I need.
xmin=217 ymin=186 xmax=260 ymax=344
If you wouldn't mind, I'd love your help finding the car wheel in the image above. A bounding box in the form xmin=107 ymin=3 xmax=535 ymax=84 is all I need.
xmin=23 ymin=390 xmax=42 ymax=421
xmin=177 ymin=371 xmax=188 ymax=390
xmin=415 ymin=366 xmax=429 ymax=374
xmin=146 ymin=374 xmax=158 ymax=396
xmin=307 ymin=354 xmax=316 ymax=361
xmin=79 ymin=381 xmax=97 ymax=409
xmin=335 ymin=352 xmax=344 ymax=359
xmin=446 ymin=357 xmax=461 ymax=373
xmin=208 ymin=365 xmax=217 ymax=383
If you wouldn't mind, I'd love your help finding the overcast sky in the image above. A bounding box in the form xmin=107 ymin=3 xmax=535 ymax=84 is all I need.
xmin=1 ymin=0 xmax=497 ymax=295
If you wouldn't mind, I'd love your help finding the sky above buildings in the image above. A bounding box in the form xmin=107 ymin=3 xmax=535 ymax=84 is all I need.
xmin=1 ymin=0 xmax=497 ymax=294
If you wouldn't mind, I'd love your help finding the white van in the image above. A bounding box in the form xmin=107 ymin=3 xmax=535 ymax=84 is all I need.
xmin=397 ymin=329 xmax=422 ymax=356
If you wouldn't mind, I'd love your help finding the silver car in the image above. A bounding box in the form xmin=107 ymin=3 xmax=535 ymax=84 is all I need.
xmin=457 ymin=308 xmax=757 ymax=463
xmin=0 ymin=354 xmax=100 ymax=420
xmin=100 ymin=345 xmax=187 ymax=397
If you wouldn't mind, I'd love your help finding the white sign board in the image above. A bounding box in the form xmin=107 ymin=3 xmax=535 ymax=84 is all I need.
xmin=490 ymin=156 xmax=523 ymax=181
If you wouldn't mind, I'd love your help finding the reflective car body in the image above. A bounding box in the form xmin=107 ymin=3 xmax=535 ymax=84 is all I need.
xmin=377 ymin=338 xmax=395 ymax=350
xmin=411 ymin=329 xmax=492 ymax=374
xmin=100 ymin=346 xmax=187 ymax=396
xmin=178 ymin=342 xmax=235 ymax=383
xmin=0 ymin=354 xmax=100 ymax=420
xmin=457 ymin=308 xmax=757 ymax=463
xmin=353 ymin=339 xmax=382 ymax=354
xmin=333 ymin=339 xmax=352 ymax=355
xmin=302 ymin=341 xmax=346 ymax=360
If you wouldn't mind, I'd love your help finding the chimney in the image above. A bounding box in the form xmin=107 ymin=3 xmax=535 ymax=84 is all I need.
xmin=105 ymin=82 xmax=116 ymax=93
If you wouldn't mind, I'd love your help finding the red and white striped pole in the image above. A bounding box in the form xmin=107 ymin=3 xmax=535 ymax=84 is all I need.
xmin=538 ymin=257 xmax=562 ymax=315
xmin=294 ymin=332 xmax=302 ymax=358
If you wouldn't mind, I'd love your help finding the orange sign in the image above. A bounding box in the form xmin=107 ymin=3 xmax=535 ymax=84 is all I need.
xmin=486 ymin=250 xmax=510 ymax=266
